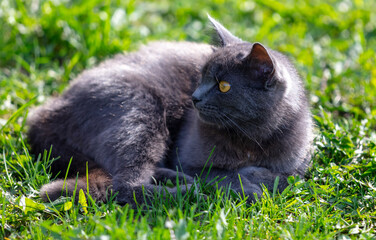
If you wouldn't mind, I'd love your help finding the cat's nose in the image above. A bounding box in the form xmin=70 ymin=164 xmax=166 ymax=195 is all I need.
xmin=191 ymin=94 xmax=201 ymax=106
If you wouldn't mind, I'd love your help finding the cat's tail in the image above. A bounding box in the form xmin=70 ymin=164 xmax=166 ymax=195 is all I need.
xmin=40 ymin=168 xmax=112 ymax=202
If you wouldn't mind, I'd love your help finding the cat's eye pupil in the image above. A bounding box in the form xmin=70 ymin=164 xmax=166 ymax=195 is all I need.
xmin=219 ymin=81 xmax=231 ymax=93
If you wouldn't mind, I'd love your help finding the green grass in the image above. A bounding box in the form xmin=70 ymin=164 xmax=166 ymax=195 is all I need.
xmin=1 ymin=0 xmax=376 ymax=239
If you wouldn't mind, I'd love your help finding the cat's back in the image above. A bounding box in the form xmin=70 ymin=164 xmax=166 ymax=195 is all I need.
xmin=27 ymin=41 xmax=214 ymax=166
xmin=71 ymin=41 xmax=214 ymax=95
xmin=58 ymin=42 xmax=213 ymax=119
xmin=32 ymin=41 xmax=214 ymax=117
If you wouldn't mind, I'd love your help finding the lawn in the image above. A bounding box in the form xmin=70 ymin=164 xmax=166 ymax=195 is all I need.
xmin=1 ymin=0 xmax=375 ymax=239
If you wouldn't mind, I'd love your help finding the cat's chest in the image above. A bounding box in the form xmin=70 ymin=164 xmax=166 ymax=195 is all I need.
xmin=181 ymin=138 xmax=260 ymax=171
xmin=177 ymin=113 xmax=263 ymax=171
xmin=208 ymin=142 xmax=259 ymax=169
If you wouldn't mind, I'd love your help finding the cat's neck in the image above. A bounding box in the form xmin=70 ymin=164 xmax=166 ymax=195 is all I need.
xmin=189 ymin=114 xmax=264 ymax=169
xmin=197 ymin=120 xmax=261 ymax=152
xmin=190 ymin=108 xmax=310 ymax=172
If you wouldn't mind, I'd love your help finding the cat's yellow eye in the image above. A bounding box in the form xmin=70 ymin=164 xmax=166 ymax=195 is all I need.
xmin=219 ymin=81 xmax=231 ymax=93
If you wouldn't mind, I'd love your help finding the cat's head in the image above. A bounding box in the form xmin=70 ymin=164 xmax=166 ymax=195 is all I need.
xmin=192 ymin=16 xmax=304 ymax=139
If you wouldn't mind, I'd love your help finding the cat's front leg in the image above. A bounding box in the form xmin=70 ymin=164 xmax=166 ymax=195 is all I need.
xmin=112 ymin=167 xmax=194 ymax=206
xmin=238 ymin=166 xmax=290 ymax=193
xmin=110 ymin=164 xmax=194 ymax=206
xmin=184 ymin=167 xmax=263 ymax=202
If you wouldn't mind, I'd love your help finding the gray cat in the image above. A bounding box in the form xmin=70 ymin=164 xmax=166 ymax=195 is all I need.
xmin=27 ymin=17 xmax=313 ymax=204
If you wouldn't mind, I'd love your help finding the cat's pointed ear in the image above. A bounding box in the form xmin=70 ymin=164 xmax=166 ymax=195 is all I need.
xmin=246 ymin=43 xmax=275 ymax=79
xmin=208 ymin=14 xmax=242 ymax=46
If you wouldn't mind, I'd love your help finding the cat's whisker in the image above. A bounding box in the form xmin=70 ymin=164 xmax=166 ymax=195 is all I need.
xmin=218 ymin=114 xmax=243 ymax=140
xmin=232 ymin=115 xmax=270 ymax=132
xmin=221 ymin=113 xmax=265 ymax=153
xmin=217 ymin=114 xmax=232 ymax=138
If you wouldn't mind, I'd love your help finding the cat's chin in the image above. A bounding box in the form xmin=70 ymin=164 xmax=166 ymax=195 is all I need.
xmin=196 ymin=112 xmax=224 ymax=128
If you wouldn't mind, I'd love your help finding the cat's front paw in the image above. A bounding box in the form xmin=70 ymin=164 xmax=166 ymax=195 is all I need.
xmin=233 ymin=182 xmax=263 ymax=203
xmin=238 ymin=166 xmax=289 ymax=192
xmin=238 ymin=166 xmax=272 ymax=178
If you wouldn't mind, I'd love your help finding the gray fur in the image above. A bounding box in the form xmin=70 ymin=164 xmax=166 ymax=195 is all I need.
xmin=174 ymin=21 xmax=313 ymax=199
xmin=28 ymin=18 xmax=313 ymax=204
xmin=29 ymin=41 xmax=214 ymax=204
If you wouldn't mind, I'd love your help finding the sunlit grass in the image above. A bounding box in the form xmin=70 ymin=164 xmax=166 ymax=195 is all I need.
xmin=1 ymin=0 xmax=375 ymax=238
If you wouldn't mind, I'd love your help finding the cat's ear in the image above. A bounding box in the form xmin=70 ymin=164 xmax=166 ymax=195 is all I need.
xmin=245 ymin=43 xmax=276 ymax=87
xmin=208 ymin=15 xmax=242 ymax=46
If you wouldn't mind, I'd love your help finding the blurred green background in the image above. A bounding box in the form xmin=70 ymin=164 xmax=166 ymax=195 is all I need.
xmin=1 ymin=0 xmax=375 ymax=122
